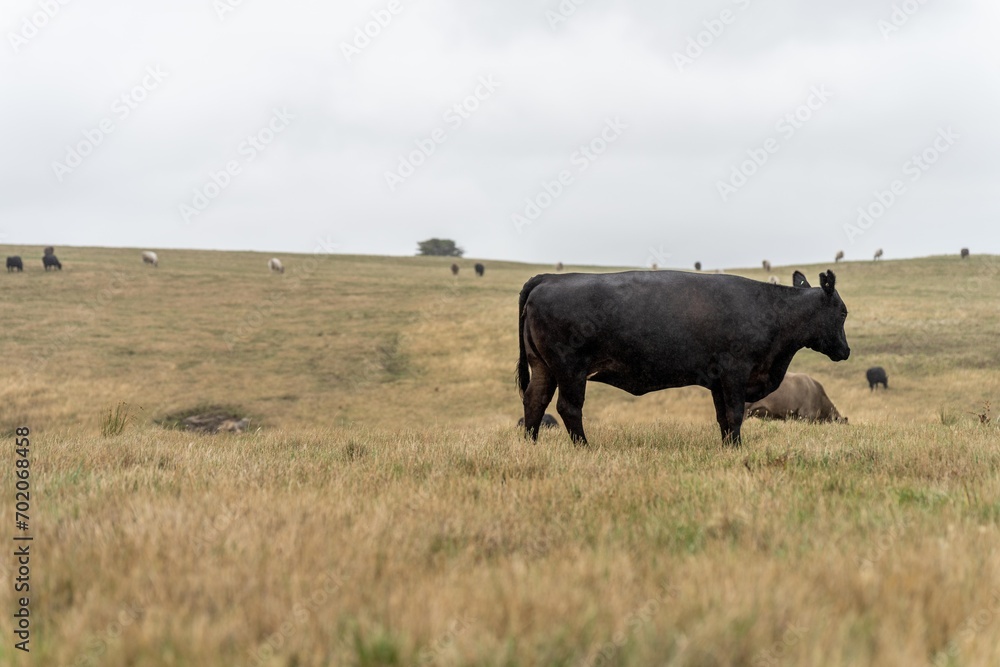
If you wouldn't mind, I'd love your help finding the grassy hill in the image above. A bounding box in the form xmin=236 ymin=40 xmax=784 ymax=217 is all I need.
xmin=1 ymin=246 xmax=998 ymax=666
xmin=2 ymin=246 xmax=997 ymax=433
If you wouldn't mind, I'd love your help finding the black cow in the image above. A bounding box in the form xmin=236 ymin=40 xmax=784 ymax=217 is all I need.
xmin=474 ymin=263 xmax=485 ymax=277
xmin=516 ymin=414 xmax=558 ymax=428
xmin=450 ymin=263 xmax=459 ymax=276
xmin=43 ymin=254 xmax=62 ymax=271
xmin=960 ymin=247 xmax=970 ymax=259
xmin=6 ymin=256 xmax=23 ymax=272
xmin=517 ymin=269 xmax=850 ymax=445
xmin=866 ymin=366 xmax=888 ymax=391
xmin=43 ymin=246 xmax=54 ymax=257
xmin=694 ymin=261 xmax=702 ymax=271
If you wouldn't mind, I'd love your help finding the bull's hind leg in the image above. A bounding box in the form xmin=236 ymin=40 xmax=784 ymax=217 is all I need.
xmin=556 ymin=377 xmax=588 ymax=445
xmin=523 ymin=366 xmax=557 ymax=441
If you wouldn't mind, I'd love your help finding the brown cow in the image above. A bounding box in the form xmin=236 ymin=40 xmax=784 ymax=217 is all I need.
xmin=745 ymin=372 xmax=846 ymax=423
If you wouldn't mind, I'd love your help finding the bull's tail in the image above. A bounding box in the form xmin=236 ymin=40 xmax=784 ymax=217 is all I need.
xmin=516 ymin=275 xmax=546 ymax=398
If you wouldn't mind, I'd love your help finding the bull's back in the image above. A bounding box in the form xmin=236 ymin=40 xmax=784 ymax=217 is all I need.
xmin=526 ymin=271 xmax=765 ymax=340
xmin=524 ymin=271 xmax=779 ymax=392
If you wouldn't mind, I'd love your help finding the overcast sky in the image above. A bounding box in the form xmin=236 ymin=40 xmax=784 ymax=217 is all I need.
xmin=2 ymin=0 xmax=998 ymax=269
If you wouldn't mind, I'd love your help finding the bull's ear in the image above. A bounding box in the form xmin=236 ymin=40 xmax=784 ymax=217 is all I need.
xmin=792 ymin=271 xmax=810 ymax=288
xmin=820 ymin=270 xmax=836 ymax=296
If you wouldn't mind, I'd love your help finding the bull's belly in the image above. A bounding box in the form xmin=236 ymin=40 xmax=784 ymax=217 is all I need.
xmin=588 ymin=364 xmax=777 ymax=399
xmin=587 ymin=370 xmax=707 ymax=396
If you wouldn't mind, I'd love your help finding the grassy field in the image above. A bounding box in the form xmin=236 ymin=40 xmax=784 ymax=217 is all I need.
xmin=0 ymin=246 xmax=998 ymax=666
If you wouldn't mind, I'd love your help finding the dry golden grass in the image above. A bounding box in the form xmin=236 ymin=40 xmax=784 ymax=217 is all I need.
xmin=0 ymin=246 xmax=998 ymax=666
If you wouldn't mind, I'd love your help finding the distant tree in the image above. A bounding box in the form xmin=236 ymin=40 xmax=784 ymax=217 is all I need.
xmin=416 ymin=238 xmax=464 ymax=257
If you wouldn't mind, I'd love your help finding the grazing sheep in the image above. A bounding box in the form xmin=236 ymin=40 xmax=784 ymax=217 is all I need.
xmin=762 ymin=260 xmax=771 ymax=272
xmin=268 ymin=258 xmax=284 ymax=274
xmin=873 ymin=248 xmax=883 ymax=261
xmin=768 ymin=275 xmax=779 ymax=284
xmin=142 ymin=251 xmax=158 ymax=267
xmin=650 ymin=263 xmax=658 ymax=271
xmin=835 ymin=250 xmax=845 ymax=263
xmin=555 ymin=262 xmax=564 ymax=272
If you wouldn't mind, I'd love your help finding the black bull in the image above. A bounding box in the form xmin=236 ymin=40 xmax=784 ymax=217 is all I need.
xmin=517 ymin=269 xmax=850 ymax=445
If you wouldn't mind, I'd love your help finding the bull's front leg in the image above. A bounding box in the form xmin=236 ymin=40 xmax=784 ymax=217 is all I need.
xmin=710 ymin=387 xmax=732 ymax=442
xmin=722 ymin=384 xmax=747 ymax=447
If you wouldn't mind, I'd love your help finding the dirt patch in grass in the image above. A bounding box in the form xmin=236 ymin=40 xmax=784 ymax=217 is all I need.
xmin=155 ymin=404 xmax=255 ymax=433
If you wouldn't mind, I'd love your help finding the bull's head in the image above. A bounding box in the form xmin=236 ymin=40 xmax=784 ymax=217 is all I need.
xmin=792 ymin=270 xmax=851 ymax=362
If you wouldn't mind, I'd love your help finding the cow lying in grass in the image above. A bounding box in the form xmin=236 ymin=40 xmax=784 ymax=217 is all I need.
xmin=745 ymin=372 xmax=847 ymax=423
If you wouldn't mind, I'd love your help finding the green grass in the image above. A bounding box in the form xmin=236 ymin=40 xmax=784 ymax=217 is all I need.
xmin=98 ymin=401 xmax=135 ymax=437
xmin=0 ymin=246 xmax=998 ymax=666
